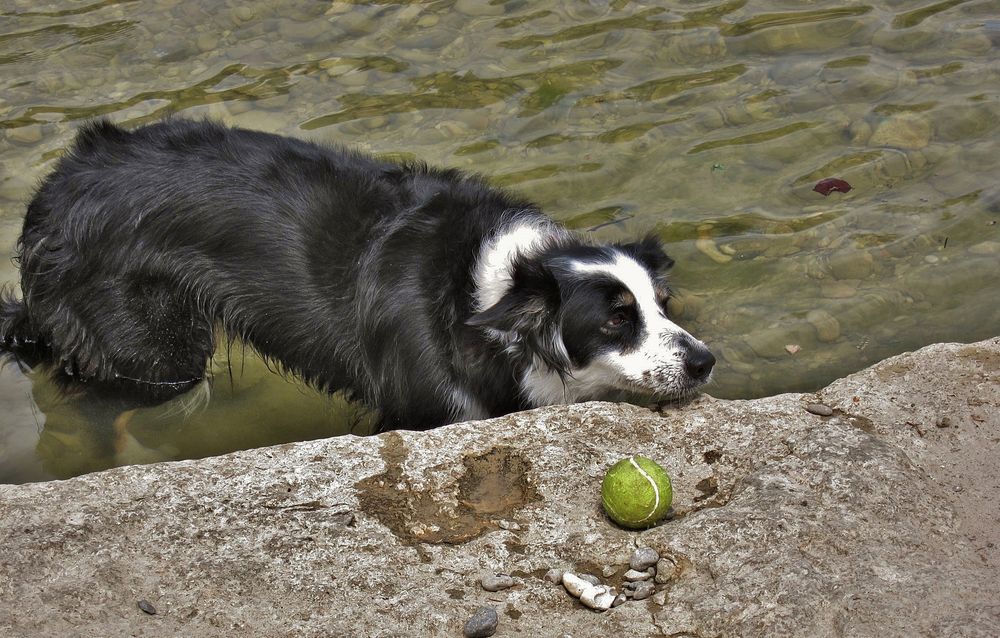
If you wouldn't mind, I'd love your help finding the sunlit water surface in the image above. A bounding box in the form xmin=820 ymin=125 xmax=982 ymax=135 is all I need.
xmin=1 ymin=0 xmax=998 ymax=482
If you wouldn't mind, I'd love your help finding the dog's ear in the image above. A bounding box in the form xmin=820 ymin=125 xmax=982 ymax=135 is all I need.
xmin=618 ymin=234 xmax=674 ymax=272
xmin=466 ymin=287 xmax=552 ymax=334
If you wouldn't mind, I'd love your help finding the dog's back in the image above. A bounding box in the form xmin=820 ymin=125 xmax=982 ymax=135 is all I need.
xmin=1 ymin=119 xmax=542 ymax=426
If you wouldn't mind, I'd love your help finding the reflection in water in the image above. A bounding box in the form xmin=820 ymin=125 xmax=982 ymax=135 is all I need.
xmin=0 ymin=347 xmax=374 ymax=483
xmin=1 ymin=0 xmax=998 ymax=481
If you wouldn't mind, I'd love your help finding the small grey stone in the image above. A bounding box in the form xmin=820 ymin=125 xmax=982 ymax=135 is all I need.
xmin=481 ymin=573 xmax=515 ymax=592
xmin=612 ymin=593 xmax=628 ymax=607
xmin=623 ymin=568 xmax=653 ymax=582
xmin=137 ymin=599 xmax=156 ymax=615
xmin=601 ymin=564 xmax=617 ymax=578
xmin=654 ymin=558 xmax=677 ymax=584
xmin=544 ymin=568 xmax=563 ymax=584
xmin=463 ymin=606 xmax=498 ymax=638
xmin=632 ymin=580 xmax=655 ymax=601
xmin=630 ymin=546 xmax=660 ymax=571
xmin=579 ymin=573 xmax=601 ymax=586
xmin=806 ymin=403 xmax=834 ymax=416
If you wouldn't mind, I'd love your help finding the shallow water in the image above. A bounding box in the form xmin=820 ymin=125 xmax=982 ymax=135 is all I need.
xmin=1 ymin=0 xmax=998 ymax=482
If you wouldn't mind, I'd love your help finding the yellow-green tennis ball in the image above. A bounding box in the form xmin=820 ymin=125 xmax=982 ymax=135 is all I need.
xmin=601 ymin=456 xmax=673 ymax=529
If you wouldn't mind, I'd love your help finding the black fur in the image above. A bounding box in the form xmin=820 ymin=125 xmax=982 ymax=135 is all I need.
xmin=0 ymin=119 xmax=683 ymax=430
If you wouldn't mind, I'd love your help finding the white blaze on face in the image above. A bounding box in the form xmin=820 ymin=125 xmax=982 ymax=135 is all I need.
xmin=566 ymin=254 xmax=700 ymax=398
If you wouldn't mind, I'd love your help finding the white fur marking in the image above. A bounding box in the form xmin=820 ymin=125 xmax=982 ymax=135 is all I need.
xmin=473 ymin=221 xmax=552 ymax=312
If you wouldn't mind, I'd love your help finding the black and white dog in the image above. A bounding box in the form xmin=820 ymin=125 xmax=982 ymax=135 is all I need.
xmin=0 ymin=119 xmax=713 ymax=431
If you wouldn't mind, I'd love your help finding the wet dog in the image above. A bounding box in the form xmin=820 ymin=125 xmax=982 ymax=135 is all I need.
xmin=0 ymin=119 xmax=714 ymax=430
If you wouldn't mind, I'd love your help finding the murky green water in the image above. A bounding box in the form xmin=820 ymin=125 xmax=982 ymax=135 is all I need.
xmin=1 ymin=0 xmax=998 ymax=483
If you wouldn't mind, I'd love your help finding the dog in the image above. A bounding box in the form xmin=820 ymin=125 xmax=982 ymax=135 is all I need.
xmin=0 ymin=119 xmax=714 ymax=431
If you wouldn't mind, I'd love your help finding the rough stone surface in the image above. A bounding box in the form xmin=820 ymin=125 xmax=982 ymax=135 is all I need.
xmin=462 ymin=606 xmax=498 ymax=638
xmin=1 ymin=338 xmax=999 ymax=637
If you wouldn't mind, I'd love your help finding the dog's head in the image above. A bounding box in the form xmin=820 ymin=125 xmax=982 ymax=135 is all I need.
xmin=469 ymin=234 xmax=714 ymax=406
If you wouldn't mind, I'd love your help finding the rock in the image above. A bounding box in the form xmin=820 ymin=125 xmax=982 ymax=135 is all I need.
xmin=1 ymin=338 xmax=999 ymax=636
xmin=231 ymin=6 xmax=255 ymax=23
xmin=544 ymin=568 xmax=563 ymax=584
xmin=579 ymin=585 xmax=616 ymax=611
xmin=137 ymin=600 xmax=156 ymax=615
xmin=454 ymin=0 xmax=503 ymax=16
xmin=870 ymin=113 xmax=932 ymax=150
xmin=631 ymin=581 xmax=655 ymax=601
xmin=654 ymin=558 xmax=677 ymax=584
xmin=195 ymin=32 xmax=218 ymax=52
xmin=807 ymin=309 xmax=841 ymax=343
xmin=8 ymin=125 xmax=43 ymax=146
xmin=623 ymin=568 xmax=654 ymax=582
xmin=612 ymin=593 xmax=628 ymax=607
xmin=578 ymin=573 xmax=601 ymax=586
xmin=806 ymin=403 xmax=834 ymax=416
xmin=561 ymin=572 xmax=590 ymax=598
xmin=481 ymin=573 xmax=514 ymax=592
xmin=630 ymin=547 xmax=660 ymax=571
xmin=463 ymin=607 xmax=498 ymax=638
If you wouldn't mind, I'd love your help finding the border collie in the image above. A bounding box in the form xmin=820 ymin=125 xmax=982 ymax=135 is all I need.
xmin=0 ymin=119 xmax=714 ymax=431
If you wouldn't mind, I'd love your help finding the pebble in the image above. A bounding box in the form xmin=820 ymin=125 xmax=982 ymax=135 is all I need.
xmin=454 ymin=0 xmax=504 ymax=16
xmin=481 ymin=573 xmax=515 ymax=592
xmin=695 ymin=238 xmax=733 ymax=263
xmin=562 ymin=572 xmax=591 ymax=598
xmin=630 ymin=547 xmax=660 ymax=571
xmin=807 ymin=309 xmax=841 ymax=343
xmin=870 ymin=113 xmax=932 ymax=150
xmin=579 ymin=585 xmax=616 ymax=611
xmin=544 ymin=568 xmax=563 ymax=584
xmin=232 ymin=6 xmax=255 ymax=22
xmin=806 ymin=403 xmax=834 ymax=416
xmin=8 ymin=125 xmax=43 ymax=146
xmin=623 ymin=568 xmax=654 ymax=582
xmin=196 ymin=32 xmax=219 ymax=52
xmin=463 ymin=606 xmax=499 ymax=638
xmin=631 ymin=580 xmax=655 ymax=601
xmin=137 ymin=599 xmax=157 ymax=615
xmin=612 ymin=594 xmax=628 ymax=607
xmin=654 ymin=558 xmax=676 ymax=584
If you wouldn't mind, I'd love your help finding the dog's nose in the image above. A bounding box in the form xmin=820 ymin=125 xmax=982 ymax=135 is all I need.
xmin=683 ymin=345 xmax=715 ymax=381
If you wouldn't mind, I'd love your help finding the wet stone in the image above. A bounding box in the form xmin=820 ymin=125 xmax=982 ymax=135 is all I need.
xmin=463 ymin=606 xmax=498 ymax=638
xmin=870 ymin=113 xmax=932 ymax=150
xmin=630 ymin=547 xmax=660 ymax=571
xmin=481 ymin=573 xmax=515 ymax=592
xmin=807 ymin=309 xmax=841 ymax=343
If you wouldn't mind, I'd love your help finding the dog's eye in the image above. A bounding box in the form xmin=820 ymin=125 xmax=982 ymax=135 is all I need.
xmin=605 ymin=312 xmax=627 ymax=329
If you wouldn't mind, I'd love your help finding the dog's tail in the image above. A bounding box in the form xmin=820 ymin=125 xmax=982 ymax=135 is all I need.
xmin=0 ymin=287 xmax=48 ymax=367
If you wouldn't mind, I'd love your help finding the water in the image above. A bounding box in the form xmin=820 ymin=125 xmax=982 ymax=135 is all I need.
xmin=1 ymin=0 xmax=998 ymax=483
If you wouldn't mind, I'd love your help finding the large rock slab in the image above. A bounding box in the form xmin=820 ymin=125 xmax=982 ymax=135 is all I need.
xmin=1 ymin=338 xmax=998 ymax=637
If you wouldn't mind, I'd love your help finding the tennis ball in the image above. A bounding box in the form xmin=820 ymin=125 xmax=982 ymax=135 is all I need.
xmin=601 ymin=456 xmax=672 ymax=529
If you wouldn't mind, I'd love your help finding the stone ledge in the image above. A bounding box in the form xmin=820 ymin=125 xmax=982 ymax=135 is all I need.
xmin=0 ymin=337 xmax=997 ymax=637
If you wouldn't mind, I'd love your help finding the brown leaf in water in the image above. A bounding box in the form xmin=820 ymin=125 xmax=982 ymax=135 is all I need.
xmin=813 ymin=178 xmax=852 ymax=196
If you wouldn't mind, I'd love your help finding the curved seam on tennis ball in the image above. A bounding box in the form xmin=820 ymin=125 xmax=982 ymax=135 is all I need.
xmin=630 ymin=456 xmax=660 ymax=523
